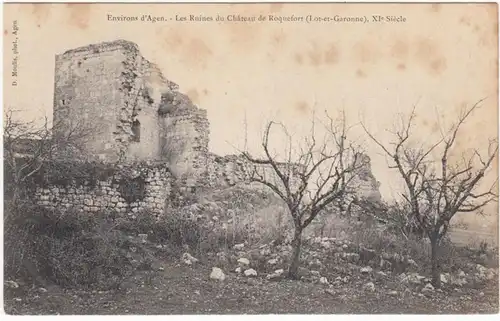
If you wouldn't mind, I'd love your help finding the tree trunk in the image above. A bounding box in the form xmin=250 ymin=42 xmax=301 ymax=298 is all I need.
xmin=430 ymin=236 xmax=441 ymax=288
xmin=288 ymin=226 xmax=303 ymax=279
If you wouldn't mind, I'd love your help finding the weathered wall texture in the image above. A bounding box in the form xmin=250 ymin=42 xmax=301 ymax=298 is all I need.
xmin=158 ymin=92 xmax=210 ymax=177
xmin=53 ymin=40 xmax=209 ymax=175
xmin=53 ymin=41 xmax=128 ymax=159
xmin=201 ymin=153 xmax=303 ymax=189
xmin=201 ymin=153 xmax=382 ymax=202
xmin=33 ymin=163 xmax=172 ymax=217
xmin=349 ymin=154 xmax=382 ymax=203
xmin=45 ymin=39 xmax=381 ymax=217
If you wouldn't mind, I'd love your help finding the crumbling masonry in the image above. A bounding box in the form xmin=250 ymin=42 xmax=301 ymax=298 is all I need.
xmin=34 ymin=40 xmax=381 ymax=216
xmin=53 ymin=40 xmax=209 ymax=176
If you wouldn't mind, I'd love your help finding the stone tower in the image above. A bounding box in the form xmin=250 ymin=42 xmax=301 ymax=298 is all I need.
xmin=53 ymin=40 xmax=209 ymax=176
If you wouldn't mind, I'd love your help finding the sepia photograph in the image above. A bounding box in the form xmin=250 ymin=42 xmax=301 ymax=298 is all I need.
xmin=2 ymin=1 xmax=499 ymax=315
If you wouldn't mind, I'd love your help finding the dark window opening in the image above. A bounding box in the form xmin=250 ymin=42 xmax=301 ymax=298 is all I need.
xmin=131 ymin=120 xmax=141 ymax=142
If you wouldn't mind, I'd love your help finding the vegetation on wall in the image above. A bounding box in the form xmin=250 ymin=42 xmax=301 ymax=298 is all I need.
xmin=117 ymin=175 xmax=147 ymax=203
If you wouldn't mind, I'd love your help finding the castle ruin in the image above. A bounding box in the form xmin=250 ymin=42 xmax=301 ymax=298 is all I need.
xmin=53 ymin=40 xmax=209 ymax=176
xmin=33 ymin=39 xmax=381 ymax=216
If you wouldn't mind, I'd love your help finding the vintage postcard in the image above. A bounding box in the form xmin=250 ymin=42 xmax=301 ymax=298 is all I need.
xmin=2 ymin=1 xmax=499 ymax=315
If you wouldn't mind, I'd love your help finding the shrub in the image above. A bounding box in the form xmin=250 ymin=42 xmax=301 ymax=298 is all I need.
xmin=4 ymin=201 xmax=139 ymax=290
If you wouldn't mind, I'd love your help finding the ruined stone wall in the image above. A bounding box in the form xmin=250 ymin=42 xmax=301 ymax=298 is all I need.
xmin=199 ymin=153 xmax=304 ymax=190
xmin=157 ymin=92 xmax=210 ymax=177
xmin=33 ymin=162 xmax=172 ymax=217
xmin=349 ymin=154 xmax=382 ymax=203
xmin=53 ymin=40 xmax=211 ymax=178
xmin=53 ymin=40 xmax=166 ymax=162
xmin=198 ymin=153 xmax=381 ymax=206
xmin=48 ymin=40 xmax=382 ymax=218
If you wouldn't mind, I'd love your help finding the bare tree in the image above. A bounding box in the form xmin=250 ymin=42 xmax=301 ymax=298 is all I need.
xmin=243 ymin=111 xmax=367 ymax=279
xmin=361 ymin=100 xmax=498 ymax=288
xmin=3 ymin=110 xmax=94 ymax=203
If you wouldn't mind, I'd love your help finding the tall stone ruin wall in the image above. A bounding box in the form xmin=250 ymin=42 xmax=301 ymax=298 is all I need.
xmin=349 ymin=154 xmax=382 ymax=203
xmin=157 ymin=92 xmax=210 ymax=177
xmin=40 ymin=39 xmax=383 ymax=218
xmin=53 ymin=40 xmax=209 ymax=177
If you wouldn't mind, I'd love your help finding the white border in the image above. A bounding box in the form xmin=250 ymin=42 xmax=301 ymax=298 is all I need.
xmin=0 ymin=1 xmax=498 ymax=321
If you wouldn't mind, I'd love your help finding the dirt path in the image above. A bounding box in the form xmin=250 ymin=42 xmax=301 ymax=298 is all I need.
xmin=4 ymin=261 xmax=499 ymax=315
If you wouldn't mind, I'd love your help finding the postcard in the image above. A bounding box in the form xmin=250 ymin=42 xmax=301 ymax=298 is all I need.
xmin=3 ymin=2 xmax=499 ymax=315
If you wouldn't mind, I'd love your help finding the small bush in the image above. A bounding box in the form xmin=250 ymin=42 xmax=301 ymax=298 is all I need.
xmin=4 ymin=201 xmax=139 ymax=290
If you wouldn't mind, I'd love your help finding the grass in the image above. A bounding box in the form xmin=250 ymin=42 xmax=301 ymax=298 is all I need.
xmin=3 ymin=185 xmax=499 ymax=314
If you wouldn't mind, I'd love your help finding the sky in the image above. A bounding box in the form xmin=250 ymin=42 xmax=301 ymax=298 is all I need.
xmin=3 ymin=3 xmax=499 ymax=232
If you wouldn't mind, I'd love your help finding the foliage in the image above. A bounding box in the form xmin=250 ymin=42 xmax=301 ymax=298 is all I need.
xmin=24 ymin=159 xmax=118 ymax=188
xmin=347 ymin=199 xmax=426 ymax=240
xmin=117 ymin=175 xmax=147 ymax=203
xmin=3 ymin=110 xmax=96 ymax=202
xmin=4 ymin=201 xmax=139 ymax=290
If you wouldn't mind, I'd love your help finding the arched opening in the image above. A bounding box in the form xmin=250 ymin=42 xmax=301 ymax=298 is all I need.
xmin=131 ymin=120 xmax=141 ymax=142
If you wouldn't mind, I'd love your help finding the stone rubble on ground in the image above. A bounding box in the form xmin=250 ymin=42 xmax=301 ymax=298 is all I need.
xmin=244 ymin=268 xmax=257 ymax=277
xmin=5 ymin=280 xmax=19 ymax=289
xmin=360 ymin=266 xmax=373 ymax=274
xmin=308 ymin=258 xmax=323 ymax=268
xmin=181 ymin=252 xmax=199 ymax=265
xmin=400 ymin=272 xmax=425 ymax=285
xmin=321 ymin=241 xmax=331 ymax=249
xmin=237 ymin=258 xmax=250 ymax=266
xmin=266 ymin=269 xmax=284 ymax=280
xmin=260 ymin=248 xmax=272 ymax=256
xmin=310 ymin=270 xmax=321 ymax=277
xmin=440 ymin=273 xmax=449 ymax=284
xmin=363 ymin=282 xmax=375 ymax=292
xmin=233 ymin=243 xmax=245 ymax=250
xmin=210 ymin=267 xmax=225 ymax=281
xmin=134 ymin=231 xmax=500 ymax=301
xmin=216 ymin=251 xmax=228 ymax=261
xmin=407 ymin=259 xmax=418 ymax=268
xmin=325 ymin=288 xmax=336 ymax=296
xmin=450 ymin=274 xmax=467 ymax=286
xmin=138 ymin=234 xmax=148 ymax=244
xmin=421 ymin=283 xmax=434 ymax=293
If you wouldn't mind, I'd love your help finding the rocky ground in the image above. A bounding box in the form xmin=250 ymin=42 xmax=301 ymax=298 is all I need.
xmin=4 ymin=235 xmax=499 ymax=314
